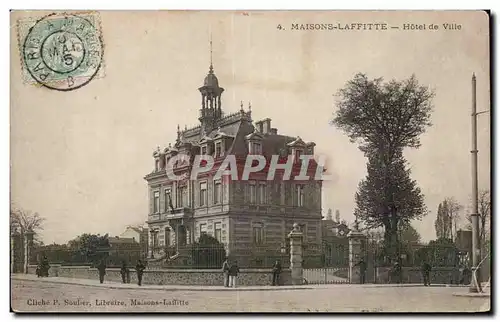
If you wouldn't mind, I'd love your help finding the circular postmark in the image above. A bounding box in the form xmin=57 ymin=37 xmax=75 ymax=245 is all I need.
xmin=22 ymin=13 xmax=103 ymax=91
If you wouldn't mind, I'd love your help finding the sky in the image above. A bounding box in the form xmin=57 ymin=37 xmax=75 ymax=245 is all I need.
xmin=10 ymin=11 xmax=490 ymax=244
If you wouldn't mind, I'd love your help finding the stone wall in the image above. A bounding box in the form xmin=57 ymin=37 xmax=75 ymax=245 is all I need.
xmin=26 ymin=265 xmax=292 ymax=286
xmin=375 ymin=266 xmax=462 ymax=284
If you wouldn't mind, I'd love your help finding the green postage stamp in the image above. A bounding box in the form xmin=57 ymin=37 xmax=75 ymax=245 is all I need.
xmin=17 ymin=12 xmax=104 ymax=91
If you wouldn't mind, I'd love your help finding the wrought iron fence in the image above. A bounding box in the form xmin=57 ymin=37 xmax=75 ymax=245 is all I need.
xmin=303 ymin=267 xmax=349 ymax=284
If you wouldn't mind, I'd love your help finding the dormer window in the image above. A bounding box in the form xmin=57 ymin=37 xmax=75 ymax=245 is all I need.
xmin=201 ymin=145 xmax=207 ymax=155
xmin=155 ymin=159 xmax=160 ymax=172
xmin=215 ymin=141 xmax=222 ymax=157
xmin=251 ymin=142 xmax=262 ymax=155
xmin=295 ymin=149 xmax=303 ymax=162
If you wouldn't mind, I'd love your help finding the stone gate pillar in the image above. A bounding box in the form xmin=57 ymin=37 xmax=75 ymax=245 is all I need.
xmin=348 ymin=228 xmax=366 ymax=284
xmin=288 ymin=223 xmax=304 ymax=285
xmin=24 ymin=231 xmax=34 ymax=274
xmin=148 ymin=229 xmax=154 ymax=259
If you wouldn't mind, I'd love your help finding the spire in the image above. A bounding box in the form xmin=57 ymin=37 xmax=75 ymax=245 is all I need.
xmin=209 ymin=34 xmax=214 ymax=74
xmin=240 ymin=100 xmax=244 ymax=111
xmin=248 ymin=101 xmax=252 ymax=111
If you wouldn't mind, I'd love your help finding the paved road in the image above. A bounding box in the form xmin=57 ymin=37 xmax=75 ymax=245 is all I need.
xmin=11 ymin=279 xmax=489 ymax=313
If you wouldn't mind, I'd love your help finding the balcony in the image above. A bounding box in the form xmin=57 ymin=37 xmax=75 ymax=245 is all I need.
xmin=165 ymin=207 xmax=193 ymax=220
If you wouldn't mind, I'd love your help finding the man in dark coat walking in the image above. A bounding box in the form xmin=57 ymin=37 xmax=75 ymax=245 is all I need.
xmin=97 ymin=259 xmax=106 ymax=284
xmin=120 ymin=260 xmax=130 ymax=284
xmin=136 ymin=260 xmax=146 ymax=286
xmin=421 ymin=261 xmax=432 ymax=286
xmin=272 ymin=260 xmax=282 ymax=286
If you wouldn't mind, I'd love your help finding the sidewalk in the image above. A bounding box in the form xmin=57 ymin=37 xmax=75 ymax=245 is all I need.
xmin=12 ymin=274 xmax=474 ymax=291
xmin=11 ymin=274 xmax=315 ymax=292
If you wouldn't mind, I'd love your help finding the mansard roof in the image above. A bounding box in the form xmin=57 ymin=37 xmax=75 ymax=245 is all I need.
xmin=287 ymin=136 xmax=307 ymax=147
xmin=245 ymin=130 xmax=264 ymax=140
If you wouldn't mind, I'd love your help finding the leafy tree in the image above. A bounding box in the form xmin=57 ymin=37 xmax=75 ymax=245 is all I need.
xmin=191 ymin=234 xmax=226 ymax=268
xmin=434 ymin=201 xmax=452 ymax=240
xmin=415 ymin=237 xmax=459 ymax=267
xmin=400 ymin=224 xmax=421 ymax=244
xmin=332 ymin=73 xmax=433 ymax=260
xmin=354 ymin=151 xmax=427 ymax=259
xmin=326 ymin=208 xmax=333 ymax=221
xmin=68 ymin=233 xmax=110 ymax=264
xmin=335 ymin=210 xmax=341 ymax=223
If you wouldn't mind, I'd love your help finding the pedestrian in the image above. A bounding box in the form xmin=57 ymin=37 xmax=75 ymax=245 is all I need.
xmin=41 ymin=256 xmax=50 ymax=277
xmin=97 ymin=259 xmax=106 ymax=284
xmin=120 ymin=260 xmax=130 ymax=284
xmin=356 ymin=258 xmax=366 ymax=284
xmin=228 ymin=260 xmax=240 ymax=288
xmin=136 ymin=260 xmax=146 ymax=286
xmin=272 ymin=260 xmax=282 ymax=286
xmin=392 ymin=261 xmax=402 ymax=284
xmin=421 ymin=261 xmax=431 ymax=286
xmin=222 ymin=257 xmax=230 ymax=287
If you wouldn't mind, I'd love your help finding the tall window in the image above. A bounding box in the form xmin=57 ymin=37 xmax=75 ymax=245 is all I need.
xmin=251 ymin=142 xmax=262 ymax=155
xmin=153 ymin=191 xmax=160 ymax=213
xmin=296 ymin=184 xmax=304 ymax=207
xmin=215 ymin=142 xmax=222 ymax=157
xmin=200 ymin=182 xmax=207 ymax=206
xmin=214 ymin=180 xmax=222 ymax=204
xmin=177 ymin=186 xmax=185 ymax=208
xmin=200 ymin=223 xmax=207 ymax=236
xmin=258 ymin=183 xmax=266 ymax=204
xmin=252 ymin=223 xmax=264 ymax=244
xmin=201 ymin=145 xmax=207 ymax=155
xmin=249 ymin=182 xmax=256 ymax=204
xmin=164 ymin=188 xmax=172 ymax=211
xmin=214 ymin=222 xmax=222 ymax=242
xmin=165 ymin=228 xmax=170 ymax=247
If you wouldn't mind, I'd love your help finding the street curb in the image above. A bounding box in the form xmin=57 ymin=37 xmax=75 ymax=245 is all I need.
xmin=452 ymin=292 xmax=491 ymax=298
xmin=11 ymin=276 xmax=314 ymax=292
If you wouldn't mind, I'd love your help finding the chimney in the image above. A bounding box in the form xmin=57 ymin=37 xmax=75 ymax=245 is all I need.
xmin=262 ymin=118 xmax=271 ymax=134
xmin=270 ymin=128 xmax=278 ymax=135
xmin=255 ymin=121 xmax=263 ymax=133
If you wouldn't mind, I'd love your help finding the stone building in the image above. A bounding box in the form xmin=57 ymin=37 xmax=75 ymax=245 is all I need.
xmin=144 ymin=58 xmax=323 ymax=266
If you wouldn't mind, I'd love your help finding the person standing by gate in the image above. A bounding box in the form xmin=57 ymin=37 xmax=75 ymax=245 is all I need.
xmin=356 ymin=258 xmax=367 ymax=284
xmin=222 ymin=257 xmax=230 ymax=287
xmin=272 ymin=260 xmax=282 ymax=286
xmin=421 ymin=260 xmax=431 ymax=286
xmin=228 ymin=260 xmax=240 ymax=288
xmin=97 ymin=259 xmax=106 ymax=284
xmin=136 ymin=260 xmax=146 ymax=286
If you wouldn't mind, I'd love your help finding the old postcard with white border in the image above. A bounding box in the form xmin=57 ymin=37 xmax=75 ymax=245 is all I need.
xmin=10 ymin=10 xmax=491 ymax=313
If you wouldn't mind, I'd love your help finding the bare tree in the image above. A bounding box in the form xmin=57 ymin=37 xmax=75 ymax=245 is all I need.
xmin=10 ymin=205 xmax=45 ymax=237
xmin=467 ymin=189 xmax=491 ymax=243
xmin=443 ymin=197 xmax=463 ymax=241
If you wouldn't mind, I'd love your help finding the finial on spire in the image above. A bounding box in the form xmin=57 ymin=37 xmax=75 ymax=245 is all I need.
xmin=240 ymin=100 xmax=244 ymax=110
xmin=185 ymin=125 xmax=187 ymax=131
xmin=472 ymin=72 xmax=476 ymax=80
xmin=248 ymin=101 xmax=252 ymax=111
xmin=209 ymin=34 xmax=214 ymax=74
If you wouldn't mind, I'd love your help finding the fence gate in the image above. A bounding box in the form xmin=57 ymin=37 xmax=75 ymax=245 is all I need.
xmin=303 ymin=241 xmax=350 ymax=284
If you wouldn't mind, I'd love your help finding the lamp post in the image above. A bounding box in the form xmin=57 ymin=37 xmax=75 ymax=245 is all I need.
xmin=470 ymin=73 xmax=489 ymax=293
